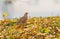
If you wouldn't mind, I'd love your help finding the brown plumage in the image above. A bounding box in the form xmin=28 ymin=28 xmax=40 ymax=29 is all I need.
xmin=6 ymin=0 xmax=12 ymax=4
xmin=17 ymin=12 xmax=28 ymax=26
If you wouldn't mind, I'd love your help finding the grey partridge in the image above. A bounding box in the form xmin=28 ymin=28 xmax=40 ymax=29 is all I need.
xmin=17 ymin=12 xmax=28 ymax=27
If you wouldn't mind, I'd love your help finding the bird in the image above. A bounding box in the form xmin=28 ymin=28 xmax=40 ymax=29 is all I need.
xmin=16 ymin=12 xmax=28 ymax=28
xmin=6 ymin=0 xmax=12 ymax=4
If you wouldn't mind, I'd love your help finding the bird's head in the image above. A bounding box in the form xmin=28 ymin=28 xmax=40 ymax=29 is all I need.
xmin=24 ymin=12 xmax=28 ymax=16
xmin=25 ymin=12 xmax=28 ymax=15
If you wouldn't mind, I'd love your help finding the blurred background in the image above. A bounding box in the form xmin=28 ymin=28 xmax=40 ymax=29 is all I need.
xmin=0 ymin=0 xmax=60 ymax=19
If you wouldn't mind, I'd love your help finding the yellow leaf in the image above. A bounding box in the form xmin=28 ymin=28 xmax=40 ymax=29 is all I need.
xmin=45 ymin=28 xmax=50 ymax=33
xmin=10 ymin=19 xmax=14 ymax=22
xmin=3 ymin=12 xmax=8 ymax=17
